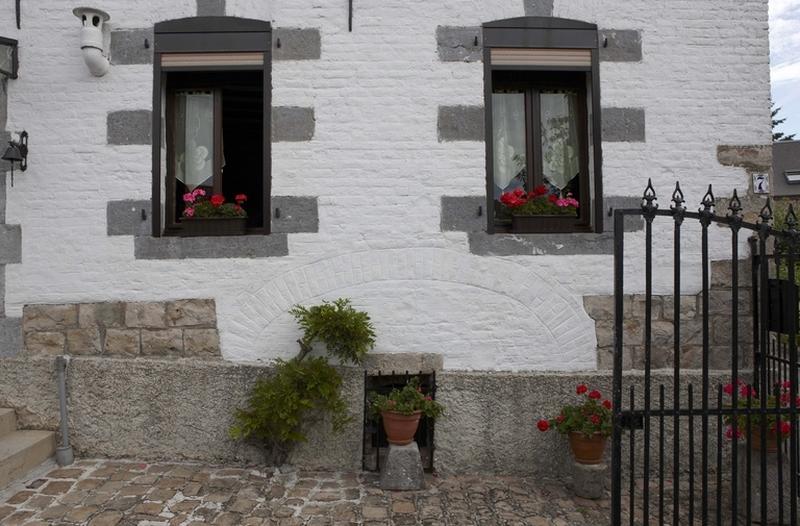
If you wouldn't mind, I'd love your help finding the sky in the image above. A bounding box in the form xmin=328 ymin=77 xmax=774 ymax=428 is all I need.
xmin=771 ymin=0 xmax=800 ymax=139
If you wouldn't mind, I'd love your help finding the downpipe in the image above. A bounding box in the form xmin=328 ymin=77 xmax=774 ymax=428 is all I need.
xmin=55 ymin=355 xmax=74 ymax=466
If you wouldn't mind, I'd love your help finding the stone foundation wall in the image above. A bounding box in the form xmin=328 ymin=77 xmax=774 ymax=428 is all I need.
xmin=585 ymin=259 xmax=753 ymax=371
xmin=22 ymin=300 xmax=220 ymax=359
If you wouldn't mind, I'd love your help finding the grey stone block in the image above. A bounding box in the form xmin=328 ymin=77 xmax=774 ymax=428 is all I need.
xmin=22 ymin=304 xmax=78 ymax=331
xmin=107 ymin=110 xmax=151 ymax=145
xmin=602 ymin=107 xmax=645 ymax=143
xmin=0 ymin=170 xmax=7 ymax=222
xmin=166 ymin=299 xmax=216 ymax=327
xmin=468 ymin=232 xmax=614 ymax=256
xmin=0 ymin=224 xmax=21 ymax=264
xmin=273 ymin=28 xmax=321 ymax=61
xmin=603 ymin=196 xmax=645 ymax=232
xmin=438 ymin=105 xmax=484 ymax=142
xmin=107 ymin=200 xmax=151 ymax=236
xmin=523 ymin=0 xmax=554 ymax=16
xmin=272 ymin=107 xmax=315 ymax=142
xmin=599 ymin=30 xmax=642 ymax=62
xmin=571 ymin=461 xmax=608 ymax=499
xmin=436 ymin=26 xmax=482 ymax=62
xmin=0 ymin=317 xmax=21 ymax=357
xmin=134 ymin=234 xmax=289 ymax=259
xmin=196 ymin=0 xmax=225 ymax=16
xmin=440 ymin=196 xmax=485 ymax=232
xmin=125 ymin=302 xmax=167 ymax=328
xmin=110 ymin=29 xmax=153 ymax=65
xmin=0 ymin=266 xmax=4 ymax=317
xmin=380 ymin=441 xmax=425 ymax=490
xmin=272 ymin=196 xmax=319 ymax=233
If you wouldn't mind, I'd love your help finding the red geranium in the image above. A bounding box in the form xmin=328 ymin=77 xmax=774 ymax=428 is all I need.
xmin=576 ymin=384 xmax=588 ymax=395
xmin=537 ymin=384 xmax=612 ymax=439
xmin=537 ymin=419 xmax=550 ymax=432
xmin=235 ymin=193 xmax=247 ymax=204
xmin=210 ymin=194 xmax=225 ymax=207
xmin=602 ymin=400 xmax=612 ymax=410
xmin=532 ymin=185 xmax=548 ymax=197
xmin=588 ymin=390 xmax=602 ymax=400
xmin=590 ymin=414 xmax=601 ymax=425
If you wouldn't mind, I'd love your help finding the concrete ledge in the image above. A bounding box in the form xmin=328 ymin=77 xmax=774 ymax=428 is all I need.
xmin=438 ymin=105 xmax=484 ymax=142
xmin=0 ymin=224 xmax=21 ymax=264
xmin=273 ymin=28 xmax=321 ymax=61
xmin=468 ymin=231 xmax=614 ymax=256
xmin=197 ymin=0 xmax=225 ymax=16
xmin=272 ymin=107 xmax=315 ymax=142
xmin=107 ymin=200 xmax=151 ymax=236
xmin=436 ymin=26 xmax=482 ymax=62
xmin=599 ymin=30 xmax=642 ymax=62
xmin=272 ymin=196 xmax=319 ymax=233
xmin=134 ymin=234 xmax=289 ymax=259
xmin=523 ymin=0 xmax=554 ymax=16
xmin=602 ymin=108 xmax=645 ymax=143
xmin=110 ymin=29 xmax=153 ymax=65
xmin=107 ymin=110 xmax=151 ymax=146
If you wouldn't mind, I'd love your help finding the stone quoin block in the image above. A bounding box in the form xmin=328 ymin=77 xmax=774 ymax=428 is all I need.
xmin=196 ymin=0 xmax=225 ymax=16
xmin=22 ymin=304 xmax=78 ymax=332
xmin=272 ymin=107 xmax=315 ymax=142
xmin=125 ymin=302 xmax=167 ymax=328
xmin=437 ymin=106 xmax=484 ymax=142
xmin=166 ymin=299 xmax=217 ymax=328
xmin=103 ymin=329 xmax=141 ymax=356
xmin=0 ymin=318 xmax=21 ymax=357
xmin=602 ymin=108 xmax=645 ymax=142
xmin=183 ymin=328 xmax=221 ymax=358
xmin=141 ymin=329 xmax=183 ymax=356
xmin=271 ymin=196 xmax=319 ymax=233
xmin=66 ymin=329 xmax=102 ymax=355
xmin=110 ymin=29 xmax=153 ymax=65
xmin=0 ymin=224 xmax=21 ymax=264
xmin=24 ymin=331 xmax=65 ymax=355
xmin=599 ymin=30 xmax=643 ymax=62
xmin=107 ymin=200 xmax=151 ymax=237
xmin=436 ymin=26 xmax=482 ymax=62
xmin=78 ymin=302 xmax=125 ymax=329
xmin=602 ymin=196 xmax=645 ymax=232
xmin=134 ymin=234 xmax=289 ymax=259
xmin=107 ymin=110 xmax=151 ymax=145
xmin=523 ymin=0 xmax=554 ymax=16
xmin=440 ymin=196 xmax=485 ymax=232
xmin=273 ymin=28 xmax=321 ymax=61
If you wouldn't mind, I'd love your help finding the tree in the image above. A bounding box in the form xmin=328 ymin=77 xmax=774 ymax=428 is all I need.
xmin=772 ymin=103 xmax=796 ymax=142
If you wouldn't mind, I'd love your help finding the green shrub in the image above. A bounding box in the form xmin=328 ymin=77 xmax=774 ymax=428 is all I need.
xmin=230 ymin=298 xmax=375 ymax=464
xmin=369 ymin=378 xmax=444 ymax=419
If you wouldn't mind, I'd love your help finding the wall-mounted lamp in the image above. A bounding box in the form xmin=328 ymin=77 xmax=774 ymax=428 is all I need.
xmin=73 ymin=7 xmax=110 ymax=77
xmin=0 ymin=36 xmax=19 ymax=79
xmin=2 ymin=131 xmax=28 ymax=186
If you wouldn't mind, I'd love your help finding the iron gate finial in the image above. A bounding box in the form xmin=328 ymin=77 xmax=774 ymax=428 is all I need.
xmin=670 ymin=181 xmax=686 ymax=224
xmin=699 ymin=184 xmax=715 ymax=226
xmin=727 ymin=189 xmax=743 ymax=218
xmin=758 ymin=198 xmax=773 ymax=225
xmin=642 ymin=178 xmax=658 ymax=220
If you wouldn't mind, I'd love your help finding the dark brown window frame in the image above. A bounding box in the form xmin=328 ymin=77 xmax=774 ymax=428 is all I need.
xmin=483 ymin=17 xmax=603 ymax=234
xmin=152 ymin=16 xmax=272 ymax=237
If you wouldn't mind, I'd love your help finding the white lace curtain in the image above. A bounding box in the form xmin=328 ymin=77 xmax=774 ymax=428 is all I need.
xmin=175 ymin=91 xmax=214 ymax=190
xmin=540 ymin=91 xmax=580 ymax=191
xmin=492 ymin=92 xmax=526 ymax=192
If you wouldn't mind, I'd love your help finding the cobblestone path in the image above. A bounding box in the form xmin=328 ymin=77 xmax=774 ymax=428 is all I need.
xmin=0 ymin=459 xmax=613 ymax=525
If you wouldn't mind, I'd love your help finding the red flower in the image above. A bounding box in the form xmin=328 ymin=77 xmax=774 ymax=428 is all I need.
xmin=781 ymin=421 xmax=792 ymax=435
xmin=235 ymin=193 xmax=247 ymax=203
xmin=425 ymin=396 xmax=432 ymax=401
xmin=590 ymin=414 xmax=601 ymax=425
xmin=537 ymin=419 xmax=550 ymax=432
xmin=740 ymin=384 xmax=757 ymax=398
xmin=723 ymin=383 xmax=734 ymax=396
xmin=602 ymin=400 xmax=612 ymax=410
xmin=725 ymin=426 xmax=742 ymax=439
xmin=500 ymin=191 xmax=526 ymax=208
xmin=588 ymin=390 xmax=602 ymax=400
xmin=556 ymin=414 xmax=565 ymax=424
xmin=532 ymin=185 xmax=548 ymax=197
xmin=210 ymin=194 xmax=225 ymax=207
xmin=548 ymin=194 xmax=558 ymax=204
xmin=576 ymin=384 xmax=588 ymax=395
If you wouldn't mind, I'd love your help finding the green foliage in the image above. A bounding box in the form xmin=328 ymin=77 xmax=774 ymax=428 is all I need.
xmin=772 ymin=103 xmax=797 ymax=142
xmin=290 ymin=298 xmax=376 ymax=365
xmin=191 ymin=200 xmax=246 ymax=218
xmin=539 ymin=385 xmax=612 ymax=438
xmin=369 ymin=378 xmax=444 ymax=419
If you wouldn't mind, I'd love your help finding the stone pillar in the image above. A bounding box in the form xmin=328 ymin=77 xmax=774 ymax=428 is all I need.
xmin=379 ymin=441 xmax=425 ymax=491
xmin=571 ymin=461 xmax=608 ymax=499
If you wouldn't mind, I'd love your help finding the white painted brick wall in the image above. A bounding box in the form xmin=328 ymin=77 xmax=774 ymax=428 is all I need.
xmin=0 ymin=0 xmax=770 ymax=370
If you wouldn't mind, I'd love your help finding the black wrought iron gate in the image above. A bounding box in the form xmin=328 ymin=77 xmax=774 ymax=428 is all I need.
xmin=611 ymin=181 xmax=800 ymax=525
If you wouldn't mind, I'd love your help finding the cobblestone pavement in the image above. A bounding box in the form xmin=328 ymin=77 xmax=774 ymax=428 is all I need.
xmin=0 ymin=459 xmax=614 ymax=525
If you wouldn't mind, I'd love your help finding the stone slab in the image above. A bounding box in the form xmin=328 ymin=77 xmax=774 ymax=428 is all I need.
xmin=196 ymin=0 xmax=225 ymax=16
xmin=110 ymin=29 xmax=153 ymax=65
xmin=107 ymin=110 xmax=151 ymax=146
xmin=379 ymin=442 xmax=425 ymax=491
xmin=436 ymin=26 xmax=482 ymax=62
xmin=134 ymin=234 xmax=289 ymax=259
xmin=468 ymin=231 xmax=615 ymax=256
xmin=106 ymin=200 xmax=150 ymax=236
xmin=570 ymin=461 xmax=608 ymax=499
xmin=523 ymin=0 xmax=554 ymax=16
xmin=0 ymin=224 xmax=21 ymax=264
xmin=273 ymin=28 xmax=321 ymax=61
xmin=599 ymin=30 xmax=642 ymax=62
xmin=271 ymin=196 xmax=319 ymax=233
xmin=0 ymin=317 xmax=21 ymax=357
xmin=438 ymin=106 xmax=484 ymax=142
xmin=272 ymin=107 xmax=315 ymax=142
xmin=603 ymin=196 xmax=645 ymax=232
xmin=602 ymin=107 xmax=645 ymax=143
xmin=440 ymin=196 xmax=485 ymax=232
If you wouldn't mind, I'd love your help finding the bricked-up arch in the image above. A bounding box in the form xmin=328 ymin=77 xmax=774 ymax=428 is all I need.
xmin=221 ymin=248 xmax=597 ymax=370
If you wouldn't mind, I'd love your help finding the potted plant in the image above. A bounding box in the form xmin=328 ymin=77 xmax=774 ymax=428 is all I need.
xmin=499 ymin=185 xmax=579 ymax=233
xmin=537 ymin=384 xmax=612 ymax=464
xmin=723 ymin=379 xmax=794 ymax=453
xmin=180 ymin=188 xmax=248 ymax=236
xmin=370 ymin=378 xmax=444 ymax=445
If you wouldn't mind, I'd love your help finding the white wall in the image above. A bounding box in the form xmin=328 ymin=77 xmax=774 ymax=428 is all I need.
xmin=0 ymin=0 xmax=771 ymax=370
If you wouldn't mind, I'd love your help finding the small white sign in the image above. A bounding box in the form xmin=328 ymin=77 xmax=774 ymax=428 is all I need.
xmin=753 ymin=173 xmax=770 ymax=194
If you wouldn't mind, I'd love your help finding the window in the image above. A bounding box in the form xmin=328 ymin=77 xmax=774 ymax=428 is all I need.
xmin=483 ymin=18 xmax=603 ymax=234
xmin=152 ymin=17 xmax=271 ymax=236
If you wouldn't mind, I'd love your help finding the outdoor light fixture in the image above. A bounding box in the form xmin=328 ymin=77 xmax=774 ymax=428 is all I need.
xmin=2 ymin=131 xmax=28 ymax=186
xmin=73 ymin=7 xmax=110 ymax=77
xmin=0 ymin=37 xmax=19 ymax=79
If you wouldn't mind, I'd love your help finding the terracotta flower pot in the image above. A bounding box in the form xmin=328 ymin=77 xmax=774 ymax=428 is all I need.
xmin=568 ymin=432 xmax=607 ymax=464
xmin=381 ymin=410 xmax=422 ymax=445
xmin=748 ymin=428 xmax=780 ymax=453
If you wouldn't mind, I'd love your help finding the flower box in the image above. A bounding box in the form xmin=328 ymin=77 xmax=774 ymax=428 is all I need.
xmin=511 ymin=215 xmax=577 ymax=234
xmin=179 ymin=217 xmax=247 ymax=237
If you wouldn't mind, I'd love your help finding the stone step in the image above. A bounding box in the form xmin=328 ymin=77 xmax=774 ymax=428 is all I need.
xmin=0 ymin=408 xmax=16 ymax=438
xmin=0 ymin=430 xmax=56 ymax=489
